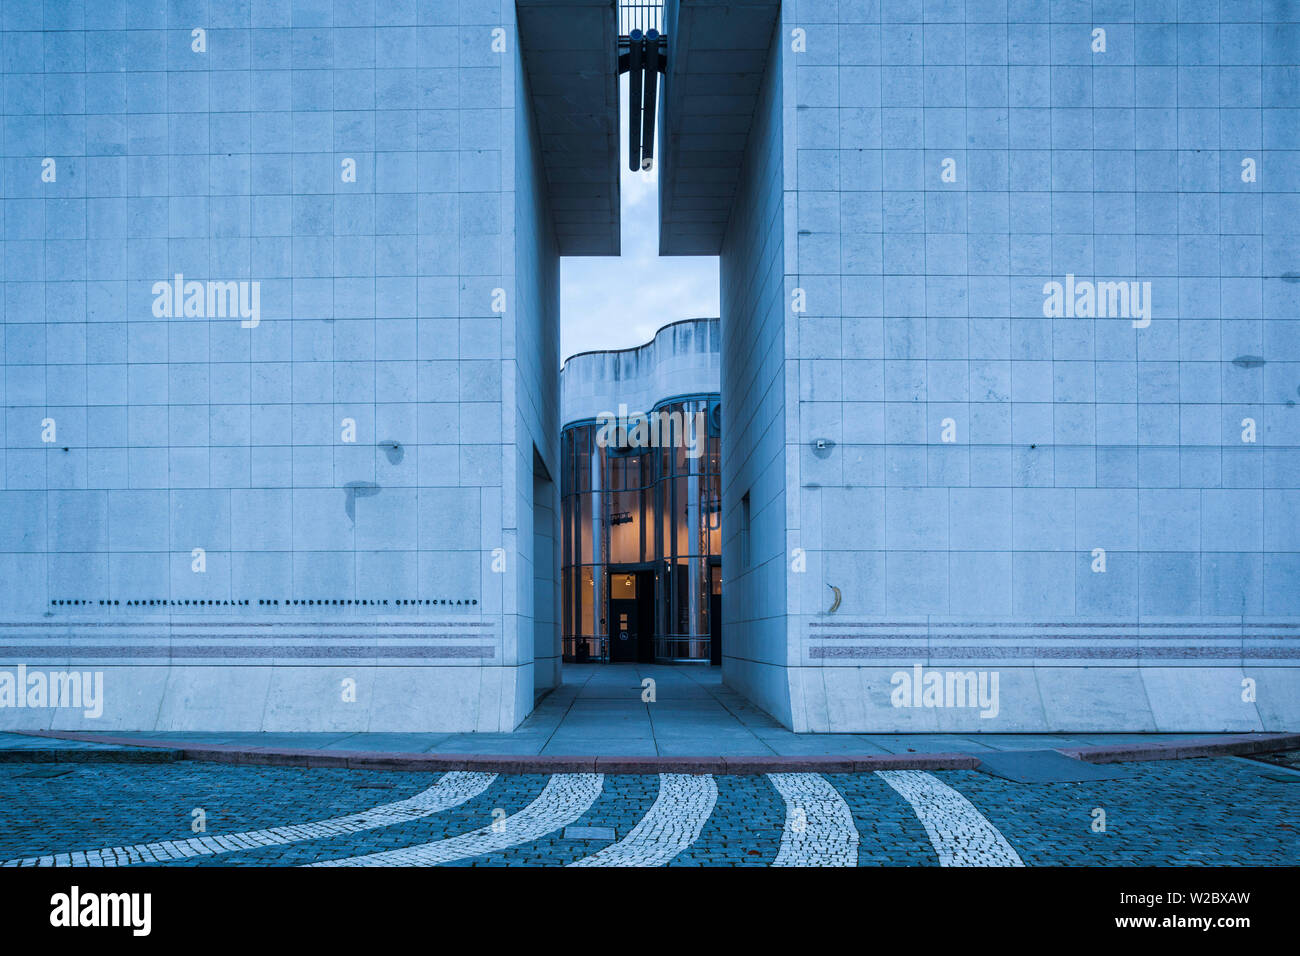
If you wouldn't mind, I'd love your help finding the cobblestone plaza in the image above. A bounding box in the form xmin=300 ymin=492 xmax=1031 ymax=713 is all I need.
xmin=1 ymin=753 xmax=1296 ymax=867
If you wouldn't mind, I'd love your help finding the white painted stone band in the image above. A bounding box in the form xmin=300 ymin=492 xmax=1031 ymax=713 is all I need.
xmin=876 ymin=770 xmax=1024 ymax=867
xmin=569 ymin=773 xmax=717 ymax=867
xmin=768 ymin=772 xmax=860 ymax=867
xmin=2 ymin=771 xmax=498 ymax=868
xmin=310 ymin=772 xmax=605 ymax=867
xmin=5 ymin=770 xmax=1026 ymax=869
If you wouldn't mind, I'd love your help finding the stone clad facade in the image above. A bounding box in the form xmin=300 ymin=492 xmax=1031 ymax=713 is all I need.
xmin=1 ymin=0 xmax=1297 ymax=734
xmin=0 ymin=0 xmax=585 ymax=732
xmin=686 ymin=0 xmax=1300 ymax=731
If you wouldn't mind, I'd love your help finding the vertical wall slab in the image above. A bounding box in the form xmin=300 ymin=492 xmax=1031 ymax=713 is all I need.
xmin=665 ymin=0 xmax=1300 ymax=731
xmin=0 ymin=0 xmax=580 ymax=732
xmin=718 ymin=16 xmax=794 ymax=726
xmin=515 ymin=0 xmax=622 ymax=696
xmin=776 ymin=0 xmax=1300 ymax=731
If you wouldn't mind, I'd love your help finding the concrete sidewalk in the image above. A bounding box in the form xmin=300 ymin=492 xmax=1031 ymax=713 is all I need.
xmin=3 ymin=664 xmax=1297 ymax=772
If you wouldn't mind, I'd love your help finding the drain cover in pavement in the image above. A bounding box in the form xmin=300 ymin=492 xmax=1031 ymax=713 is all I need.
xmin=975 ymin=750 xmax=1132 ymax=783
xmin=563 ymin=826 xmax=615 ymax=841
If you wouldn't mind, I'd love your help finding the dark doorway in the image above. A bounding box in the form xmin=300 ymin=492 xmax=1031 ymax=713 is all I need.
xmin=608 ymin=568 xmax=655 ymax=663
xmin=708 ymin=561 xmax=722 ymax=665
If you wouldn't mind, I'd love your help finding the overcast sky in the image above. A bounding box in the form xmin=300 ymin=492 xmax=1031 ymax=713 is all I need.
xmin=559 ymin=75 xmax=720 ymax=363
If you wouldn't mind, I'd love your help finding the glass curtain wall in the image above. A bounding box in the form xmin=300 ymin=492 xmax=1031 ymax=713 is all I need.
xmin=561 ymin=397 xmax=721 ymax=662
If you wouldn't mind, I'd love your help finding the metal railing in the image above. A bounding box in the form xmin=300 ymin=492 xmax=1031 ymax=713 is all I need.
xmin=619 ymin=0 xmax=662 ymax=35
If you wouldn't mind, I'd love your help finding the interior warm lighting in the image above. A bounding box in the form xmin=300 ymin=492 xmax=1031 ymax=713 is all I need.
xmin=561 ymin=391 xmax=722 ymax=663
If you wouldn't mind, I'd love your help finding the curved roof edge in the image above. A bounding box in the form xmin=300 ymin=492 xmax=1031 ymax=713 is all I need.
xmin=561 ymin=316 xmax=719 ymax=370
xmin=560 ymin=317 xmax=720 ymax=429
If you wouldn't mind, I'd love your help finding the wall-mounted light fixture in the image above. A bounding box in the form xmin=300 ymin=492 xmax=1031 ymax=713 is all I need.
xmin=811 ymin=437 xmax=836 ymax=459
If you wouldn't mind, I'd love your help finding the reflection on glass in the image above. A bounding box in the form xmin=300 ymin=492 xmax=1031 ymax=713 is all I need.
xmin=561 ymin=397 xmax=721 ymax=662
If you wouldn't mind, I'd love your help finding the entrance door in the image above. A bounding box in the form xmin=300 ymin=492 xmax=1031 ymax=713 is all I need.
xmin=608 ymin=569 xmax=656 ymax=663
xmin=609 ymin=597 xmax=639 ymax=662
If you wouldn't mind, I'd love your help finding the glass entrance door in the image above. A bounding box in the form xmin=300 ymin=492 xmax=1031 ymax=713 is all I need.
xmin=608 ymin=568 xmax=655 ymax=663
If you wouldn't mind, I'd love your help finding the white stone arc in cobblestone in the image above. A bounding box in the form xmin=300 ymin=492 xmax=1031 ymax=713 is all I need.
xmin=568 ymin=772 xmax=718 ymax=867
xmin=767 ymin=772 xmax=861 ymax=866
xmin=1 ymin=771 xmax=497 ymax=868
xmin=877 ymin=770 xmax=1024 ymax=867
xmin=309 ymin=773 xmax=605 ymax=867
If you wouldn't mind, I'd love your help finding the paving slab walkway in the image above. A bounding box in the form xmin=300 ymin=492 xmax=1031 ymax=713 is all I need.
xmin=3 ymin=664 xmax=1296 ymax=773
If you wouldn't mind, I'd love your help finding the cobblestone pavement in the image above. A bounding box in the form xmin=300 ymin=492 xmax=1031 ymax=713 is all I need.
xmin=0 ymin=756 xmax=1296 ymax=867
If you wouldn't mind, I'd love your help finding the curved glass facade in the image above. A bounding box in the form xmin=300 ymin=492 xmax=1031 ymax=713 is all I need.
xmin=561 ymin=397 xmax=721 ymax=662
